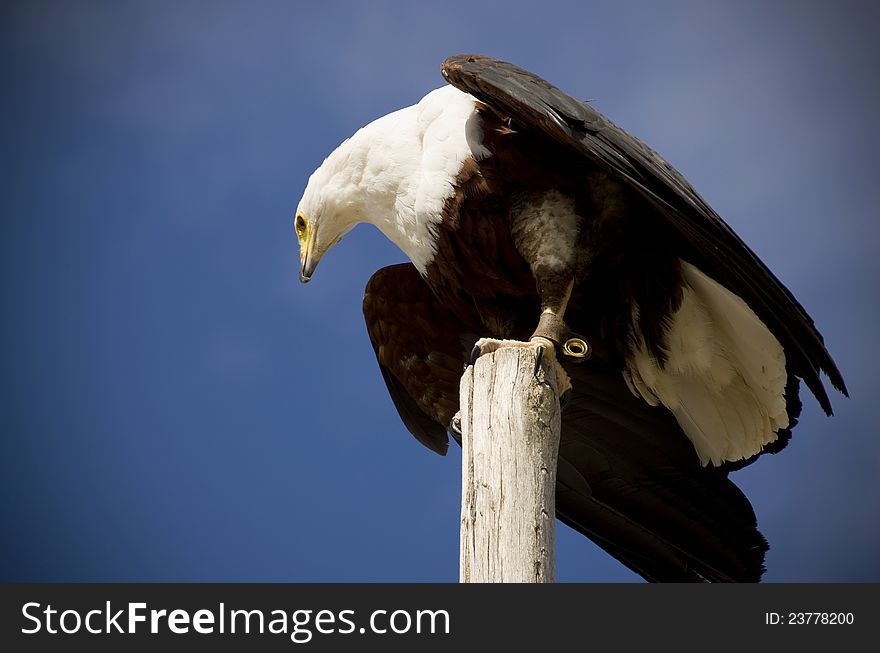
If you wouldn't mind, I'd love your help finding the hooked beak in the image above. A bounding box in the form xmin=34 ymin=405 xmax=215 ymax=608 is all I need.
xmin=299 ymin=234 xmax=317 ymax=284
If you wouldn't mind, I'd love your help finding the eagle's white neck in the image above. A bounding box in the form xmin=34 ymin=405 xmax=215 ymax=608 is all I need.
xmin=310 ymin=86 xmax=483 ymax=275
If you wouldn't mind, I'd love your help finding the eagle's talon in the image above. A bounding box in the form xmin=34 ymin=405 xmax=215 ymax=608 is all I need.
xmin=533 ymin=344 xmax=545 ymax=376
xmin=448 ymin=413 xmax=462 ymax=443
xmin=560 ymin=388 xmax=572 ymax=411
xmin=465 ymin=344 xmax=482 ymax=370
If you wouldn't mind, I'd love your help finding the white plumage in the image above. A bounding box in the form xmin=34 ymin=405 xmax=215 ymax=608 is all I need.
xmin=297 ymin=86 xmax=478 ymax=275
xmin=624 ymin=261 xmax=789 ymax=466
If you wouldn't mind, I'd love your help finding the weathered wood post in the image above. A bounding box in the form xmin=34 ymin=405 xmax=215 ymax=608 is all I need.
xmin=459 ymin=346 xmax=562 ymax=582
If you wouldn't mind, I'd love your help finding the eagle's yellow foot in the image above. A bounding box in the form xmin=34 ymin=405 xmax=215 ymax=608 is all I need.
xmin=452 ymin=338 xmax=572 ymax=440
xmin=465 ymin=337 xmax=572 ymax=402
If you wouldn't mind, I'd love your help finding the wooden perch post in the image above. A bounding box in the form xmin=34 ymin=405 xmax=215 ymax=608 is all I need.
xmin=459 ymin=345 xmax=562 ymax=583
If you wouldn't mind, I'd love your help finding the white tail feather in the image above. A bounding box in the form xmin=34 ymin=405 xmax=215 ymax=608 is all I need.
xmin=625 ymin=261 xmax=788 ymax=466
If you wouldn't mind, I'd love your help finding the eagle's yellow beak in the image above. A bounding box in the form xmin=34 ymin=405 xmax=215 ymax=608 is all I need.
xmin=295 ymin=212 xmax=317 ymax=283
xmin=300 ymin=234 xmax=317 ymax=283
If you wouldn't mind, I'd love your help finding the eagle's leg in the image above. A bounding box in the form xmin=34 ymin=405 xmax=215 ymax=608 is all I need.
xmin=529 ymin=276 xmax=591 ymax=363
xmin=509 ymin=192 xmax=590 ymax=362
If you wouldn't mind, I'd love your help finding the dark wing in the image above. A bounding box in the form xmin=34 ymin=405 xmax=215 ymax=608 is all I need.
xmin=364 ymin=264 xmax=768 ymax=582
xmin=363 ymin=264 xmax=468 ymax=455
xmin=441 ymin=54 xmax=847 ymax=414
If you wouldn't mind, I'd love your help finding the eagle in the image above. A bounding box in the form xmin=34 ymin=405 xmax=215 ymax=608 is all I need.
xmin=293 ymin=55 xmax=846 ymax=582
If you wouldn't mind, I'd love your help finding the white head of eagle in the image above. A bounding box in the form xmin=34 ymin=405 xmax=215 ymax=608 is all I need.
xmin=295 ymin=85 xmax=487 ymax=282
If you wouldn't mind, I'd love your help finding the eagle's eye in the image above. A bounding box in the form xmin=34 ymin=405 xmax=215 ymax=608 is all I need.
xmin=295 ymin=214 xmax=307 ymax=236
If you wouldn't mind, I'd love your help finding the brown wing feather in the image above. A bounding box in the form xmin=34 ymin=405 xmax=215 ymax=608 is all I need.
xmin=363 ymin=264 xmax=469 ymax=454
xmin=363 ymin=263 xmax=767 ymax=581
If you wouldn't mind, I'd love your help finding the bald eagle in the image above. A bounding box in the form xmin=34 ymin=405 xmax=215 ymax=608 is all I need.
xmin=294 ymin=55 xmax=846 ymax=582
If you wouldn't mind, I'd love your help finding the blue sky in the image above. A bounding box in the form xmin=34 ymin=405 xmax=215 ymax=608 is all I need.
xmin=2 ymin=0 xmax=878 ymax=582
